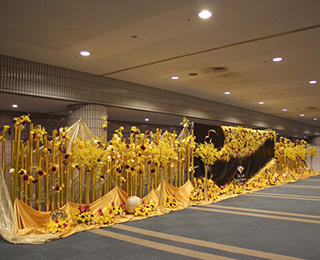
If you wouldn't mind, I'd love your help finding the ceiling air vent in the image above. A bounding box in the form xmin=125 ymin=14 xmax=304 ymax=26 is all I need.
xmin=205 ymin=67 xmax=229 ymax=73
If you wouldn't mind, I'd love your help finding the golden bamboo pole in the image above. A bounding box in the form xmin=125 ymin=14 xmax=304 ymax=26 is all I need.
xmin=186 ymin=145 xmax=190 ymax=181
xmin=79 ymin=167 xmax=83 ymax=204
xmin=204 ymin=165 xmax=209 ymax=201
xmin=191 ymin=148 xmax=194 ymax=181
xmin=24 ymin=140 xmax=29 ymax=205
xmin=147 ymin=154 xmax=150 ymax=193
xmin=135 ymin=171 xmax=138 ymax=196
xmin=65 ymin=138 xmax=69 ymax=204
xmin=71 ymin=141 xmax=75 ymax=203
xmin=91 ymin=168 xmax=95 ymax=202
xmin=58 ymin=132 xmax=63 ymax=208
xmin=44 ymin=137 xmax=49 ymax=211
xmin=19 ymin=142 xmax=25 ymax=202
xmin=106 ymin=162 xmax=110 ymax=193
xmin=51 ymin=130 xmax=57 ymax=210
xmin=29 ymin=124 xmax=34 ymax=207
xmin=36 ymin=138 xmax=41 ymax=210
xmin=1 ymin=138 xmax=5 ymax=178
xmin=85 ymin=170 xmax=89 ymax=204
xmin=13 ymin=126 xmax=22 ymax=203
xmin=178 ymin=148 xmax=182 ymax=187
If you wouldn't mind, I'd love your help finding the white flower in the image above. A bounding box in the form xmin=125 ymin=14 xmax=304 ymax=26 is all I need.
xmin=9 ymin=168 xmax=15 ymax=174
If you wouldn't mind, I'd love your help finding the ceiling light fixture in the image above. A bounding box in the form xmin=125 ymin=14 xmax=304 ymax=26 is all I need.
xmin=80 ymin=51 xmax=91 ymax=56
xmin=12 ymin=104 xmax=18 ymax=108
xmin=283 ymin=108 xmax=287 ymax=111
xmin=309 ymin=80 xmax=317 ymax=84
xmin=224 ymin=92 xmax=231 ymax=95
xmin=259 ymin=101 xmax=264 ymax=105
xmin=198 ymin=10 xmax=212 ymax=19
xmin=272 ymin=57 xmax=282 ymax=62
xmin=171 ymin=76 xmax=179 ymax=80
xmin=314 ymin=118 xmax=317 ymax=121
xmin=300 ymin=114 xmax=304 ymax=117
xmin=144 ymin=118 xmax=149 ymax=122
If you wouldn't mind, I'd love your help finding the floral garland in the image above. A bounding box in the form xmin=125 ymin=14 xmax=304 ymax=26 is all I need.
xmin=220 ymin=126 xmax=276 ymax=161
xmin=98 ymin=202 xmax=123 ymax=225
xmin=44 ymin=210 xmax=69 ymax=234
xmin=134 ymin=201 xmax=155 ymax=216
xmin=190 ymin=178 xmax=220 ymax=201
xmin=44 ymin=217 xmax=69 ymax=234
xmin=75 ymin=204 xmax=95 ymax=225
xmin=163 ymin=194 xmax=178 ymax=208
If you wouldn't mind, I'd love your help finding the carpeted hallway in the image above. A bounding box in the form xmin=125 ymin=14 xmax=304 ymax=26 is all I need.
xmin=1 ymin=175 xmax=320 ymax=260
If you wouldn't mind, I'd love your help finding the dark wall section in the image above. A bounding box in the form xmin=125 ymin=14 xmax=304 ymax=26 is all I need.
xmin=193 ymin=123 xmax=274 ymax=185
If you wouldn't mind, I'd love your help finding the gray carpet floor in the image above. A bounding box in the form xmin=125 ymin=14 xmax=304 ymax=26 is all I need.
xmin=1 ymin=175 xmax=320 ymax=259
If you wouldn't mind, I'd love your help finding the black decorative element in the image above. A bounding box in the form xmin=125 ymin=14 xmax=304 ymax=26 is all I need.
xmin=193 ymin=123 xmax=274 ymax=185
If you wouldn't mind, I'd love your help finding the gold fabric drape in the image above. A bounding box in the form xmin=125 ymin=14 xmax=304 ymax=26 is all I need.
xmin=10 ymin=180 xmax=195 ymax=244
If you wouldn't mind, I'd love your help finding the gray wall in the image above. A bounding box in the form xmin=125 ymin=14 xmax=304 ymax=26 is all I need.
xmin=1 ymin=55 xmax=319 ymax=138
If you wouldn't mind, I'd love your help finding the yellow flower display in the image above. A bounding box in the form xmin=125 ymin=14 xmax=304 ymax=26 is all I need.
xmin=98 ymin=202 xmax=123 ymax=225
xmin=163 ymin=194 xmax=178 ymax=208
xmin=195 ymin=142 xmax=218 ymax=166
xmin=220 ymin=126 xmax=276 ymax=161
xmin=134 ymin=201 xmax=155 ymax=216
xmin=75 ymin=205 xmax=95 ymax=225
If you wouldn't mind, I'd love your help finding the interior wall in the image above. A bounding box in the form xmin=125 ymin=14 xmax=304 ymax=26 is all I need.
xmin=0 ymin=54 xmax=319 ymax=137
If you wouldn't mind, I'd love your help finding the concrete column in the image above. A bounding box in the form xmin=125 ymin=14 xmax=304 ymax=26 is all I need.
xmin=67 ymin=104 xmax=107 ymax=138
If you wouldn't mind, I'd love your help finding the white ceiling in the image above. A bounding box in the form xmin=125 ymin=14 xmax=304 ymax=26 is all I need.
xmin=0 ymin=0 xmax=319 ymax=129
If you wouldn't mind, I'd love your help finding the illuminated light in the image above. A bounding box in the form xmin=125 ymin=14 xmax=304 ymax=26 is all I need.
xmin=300 ymin=114 xmax=304 ymax=117
xmin=80 ymin=51 xmax=91 ymax=56
xmin=224 ymin=91 xmax=231 ymax=95
xmin=314 ymin=118 xmax=317 ymax=121
xmin=295 ymin=135 xmax=298 ymax=137
xmin=259 ymin=101 xmax=264 ymax=105
xmin=283 ymin=108 xmax=287 ymax=112
xmin=272 ymin=57 xmax=282 ymax=62
xmin=12 ymin=104 xmax=18 ymax=108
xmin=180 ymin=122 xmax=183 ymax=125
xmin=309 ymin=80 xmax=317 ymax=84
xmin=144 ymin=118 xmax=149 ymax=122
xmin=171 ymin=76 xmax=179 ymax=80
xmin=198 ymin=10 xmax=212 ymax=19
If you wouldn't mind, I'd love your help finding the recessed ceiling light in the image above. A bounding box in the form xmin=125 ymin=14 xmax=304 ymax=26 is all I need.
xmin=300 ymin=114 xmax=304 ymax=117
xmin=224 ymin=91 xmax=231 ymax=95
xmin=171 ymin=76 xmax=179 ymax=80
xmin=144 ymin=118 xmax=149 ymax=122
xmin=283 ymin=108 xmax=287 ymax=111
xmin=12 ymin=104 xmax=18 ymax=108
xmin=314 ymin=118 xmax=317 ymax=121
xmin=272 ymin=57 xmax=282 ymax=62
xmin=295 ymin=134 xmax=298 ymax=137
xmin=259 ymin=101 xmax=264 ymax=105
xmin=198 ymin=10 xmax=212 ymax=19
xmin=309 ymin=80 xmax=317 ymax=84
xmin=80 ymin=51 xmax=91 ymax=56
xmin=180 ymin=122 xmax=183 ymax=125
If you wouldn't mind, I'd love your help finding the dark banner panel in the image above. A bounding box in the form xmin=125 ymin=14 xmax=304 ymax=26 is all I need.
xmin=193 ymin=123 xmax=274 ymax=185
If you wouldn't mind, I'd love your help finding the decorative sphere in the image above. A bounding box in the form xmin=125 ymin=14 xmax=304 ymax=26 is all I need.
xmin=125 ymin=196 xmax=143 ymax=214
